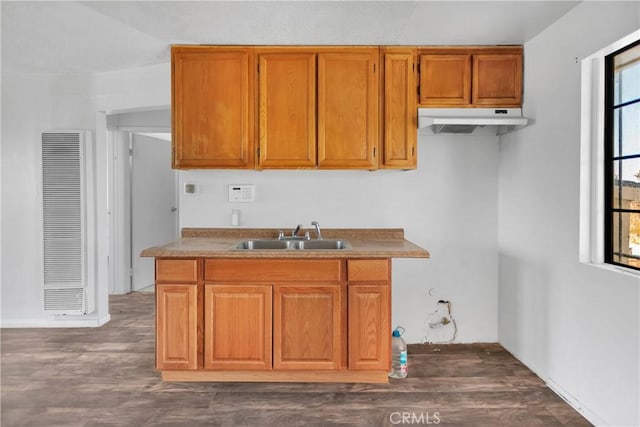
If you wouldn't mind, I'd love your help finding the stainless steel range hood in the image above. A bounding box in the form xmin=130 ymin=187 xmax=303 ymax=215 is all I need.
xmin=418 ymin=108 xmax=529 ymax=135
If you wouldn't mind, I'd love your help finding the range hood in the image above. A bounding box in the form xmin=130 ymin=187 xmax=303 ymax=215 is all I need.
xmin=418 ymin=108 xmax=528 ymax=135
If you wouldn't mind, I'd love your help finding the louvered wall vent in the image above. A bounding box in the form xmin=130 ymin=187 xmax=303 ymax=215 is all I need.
xmin=42 ymin=132 xmax=89 ymax=315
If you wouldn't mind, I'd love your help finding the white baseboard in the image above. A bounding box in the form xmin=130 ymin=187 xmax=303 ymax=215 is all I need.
xmin=500 ymin=342 xmax=609 ymax=426
xmin=0 ymin=313 xmax=111 ymax=328
xmin=546 ymin=377 xmax=608 ymax=427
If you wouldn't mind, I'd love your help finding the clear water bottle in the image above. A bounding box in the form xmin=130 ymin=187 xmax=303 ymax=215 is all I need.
xmin=389 ymin=326 xmax=408 ymax=379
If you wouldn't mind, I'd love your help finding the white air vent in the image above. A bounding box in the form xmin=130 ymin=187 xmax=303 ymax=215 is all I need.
xmin=44 ymin=288 xmax=86 ymax=312
xmin=42 ymin=132 xmax=93 ymax=315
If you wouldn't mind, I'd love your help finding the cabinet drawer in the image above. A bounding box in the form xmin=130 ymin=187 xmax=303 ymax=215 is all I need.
xmin=205 ymin=259 xmax=343 ymax=282
xmin=347 ymin=259 xmax=390 ymax=282
xmin=156 ymin=259 xmax=198 ymax=283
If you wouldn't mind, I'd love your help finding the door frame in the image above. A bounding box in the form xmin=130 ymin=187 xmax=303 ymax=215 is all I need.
xmin=94 ymin=106 xmax=172 ymax=321
xmin=106 ymin=123 xmax=173 ymax=295
xmin=129 ymin=131 xmax=179 ymax=291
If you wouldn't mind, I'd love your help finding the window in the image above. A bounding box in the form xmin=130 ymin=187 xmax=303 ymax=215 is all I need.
xmin=604 ymin=39 xmax=640 ymax=270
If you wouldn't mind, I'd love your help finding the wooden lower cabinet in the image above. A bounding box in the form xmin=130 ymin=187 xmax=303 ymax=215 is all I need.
xmin=273 ymin=284 xmax=343 ymax=370
xmin=204 ymin=285 xmax=272 ymax=370
xmin=348 ymin=284 xmax=391 ymax=370
xmin=155 ymin=257 xmax=392 ymax=383
xmin=156 ymin=284 xmax=198 ymax=370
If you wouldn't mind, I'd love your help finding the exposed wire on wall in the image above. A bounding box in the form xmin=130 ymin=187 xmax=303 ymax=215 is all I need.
xmin=422 ymin=300 xmax=457 ymax=343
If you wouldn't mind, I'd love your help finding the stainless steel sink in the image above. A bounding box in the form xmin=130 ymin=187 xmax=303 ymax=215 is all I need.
xmin=232 ymin=239 xmax=295 ymax=250
xmin=231 ymin=239 xmax=350 ymax=250
xmin=295 ymin=239 xmax=350 ymax=250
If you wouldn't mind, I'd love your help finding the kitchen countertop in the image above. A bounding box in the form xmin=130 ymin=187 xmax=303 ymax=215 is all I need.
xmin=140 ymin=228 xmax=430 ymax=259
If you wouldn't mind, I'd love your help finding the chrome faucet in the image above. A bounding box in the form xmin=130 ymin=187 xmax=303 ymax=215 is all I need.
xmin=292 ymin=224 xmax=302 ymax=238
xmin=311 ymin=221 xmax=322 ymax=240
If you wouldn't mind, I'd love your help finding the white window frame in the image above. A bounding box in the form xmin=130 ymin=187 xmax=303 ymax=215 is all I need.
xmin=579 ymin=29 xmax=640 ymax=277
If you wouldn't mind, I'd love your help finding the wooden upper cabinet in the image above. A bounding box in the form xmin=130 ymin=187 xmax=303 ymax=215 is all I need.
xmin=257 ymin=51 xmax=317 ymax=169
xmin=418 ymin=47 xmax=523 ymax=108
xmin=172 ymin=46 xmax=254 ymax=169
xmin=256 ymin=47 xmax=379 ymax=170
xmin=317 ymin=49 xmax=379 ymax=169
xmin=419 ymin=53 xmax=471 ymax=106
xmin=170 ymin=45 xmax=522 ymax=170
xmin=381 ymin=48 xmax=417 ymax=169
xmin=472 ymin=53 xmax=522 ymax=106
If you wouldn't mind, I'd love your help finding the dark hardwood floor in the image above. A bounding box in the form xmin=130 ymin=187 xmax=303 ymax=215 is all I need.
xmin=1 ymin=292 xmax=590 ymax=426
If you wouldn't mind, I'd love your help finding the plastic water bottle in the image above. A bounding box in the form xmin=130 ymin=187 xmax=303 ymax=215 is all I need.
xmin=389 ymin=327 xmax=408 ymax=379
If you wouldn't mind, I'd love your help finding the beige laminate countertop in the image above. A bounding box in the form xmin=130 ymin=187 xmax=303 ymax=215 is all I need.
xmin=140 ymin=228 xmax=430 ymax=259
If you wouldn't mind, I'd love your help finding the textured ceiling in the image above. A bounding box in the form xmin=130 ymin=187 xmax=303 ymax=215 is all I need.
xmin=1 ymin=1 xmax=581 ymax=74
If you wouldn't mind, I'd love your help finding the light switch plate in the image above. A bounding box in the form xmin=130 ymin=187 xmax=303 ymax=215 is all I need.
xmin=228 ymin=184 xmax=255 ymax=202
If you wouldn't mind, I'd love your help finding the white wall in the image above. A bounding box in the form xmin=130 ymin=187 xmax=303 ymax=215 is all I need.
xmin=498 ymin=2 xmax=640 ymax=426
xmin=1 ymin=73 xmax=54 ymax=322
xmin=179 ymin=131 xmax=499 ymax=344
xmin=0 ymin=61 xmax=171 ymax=325
xmin=0 ymin=72 xmax=109 ymax=326
xmin=93 ymin=63 xmax=170 ymax=113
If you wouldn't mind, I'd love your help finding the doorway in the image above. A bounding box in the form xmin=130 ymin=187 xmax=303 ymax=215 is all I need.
xmin=130 ymin=133 xmax=177 ymax=291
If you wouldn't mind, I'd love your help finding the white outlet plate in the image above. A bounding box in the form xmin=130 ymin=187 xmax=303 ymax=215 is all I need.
xmin=228 ymin=184 xmax=255 ymax=202
xmin=184 ymin=183 xmax=196 ymax=194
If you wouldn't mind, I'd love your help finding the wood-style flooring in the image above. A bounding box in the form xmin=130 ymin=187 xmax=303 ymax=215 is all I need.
xmin=1 ymin=292 xmax=591 ymax=426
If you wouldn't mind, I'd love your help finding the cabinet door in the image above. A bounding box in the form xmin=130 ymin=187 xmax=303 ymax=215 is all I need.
xmin=257 ymin=52 xmax=317 ymax=168
xmin=348 ymin=284 xmax=391 ymax=370
xmin=172 ymin=47 xmax=254 ymax=168
xmin=472 ymin=54 xmax=522 ymax=106
xmin=204 ymin=285 xmax=272 ymax=370
xmin=156 ymin=284 xmax=198 ymax=370
xmin=419 ymin=54 xmax=471 ymax=106
xmin=273 ymin=285 xmax=342 ymax=370
xmin=382 ymin=50 xmax=416 ymax=169
xmin=317 ymin=49 xmax=379 ymax=169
